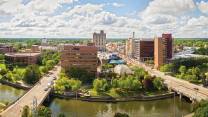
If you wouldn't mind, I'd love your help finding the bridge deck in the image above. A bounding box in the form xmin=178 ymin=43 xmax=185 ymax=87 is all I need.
xmin=0 ymin=66 xmax=61 ymax=117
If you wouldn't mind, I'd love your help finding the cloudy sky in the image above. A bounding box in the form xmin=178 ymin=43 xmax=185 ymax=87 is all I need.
xmin=0 ymin=0 xmax=208 ymax=38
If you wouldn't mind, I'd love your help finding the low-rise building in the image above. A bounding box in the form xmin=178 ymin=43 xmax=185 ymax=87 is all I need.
xmin=31 ymin=45 xmax=40 ymax=52
xmin=5 ymin=53 xmax=40 ymax=65
xmin=60 ymin=44 xmax=98 ymax=74
xmin=0 ymin=44 xmax=14 ymax=54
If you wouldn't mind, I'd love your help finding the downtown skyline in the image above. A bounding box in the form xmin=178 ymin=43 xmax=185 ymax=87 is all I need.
xmin=0 ymin=0 xmax=208 ymax=38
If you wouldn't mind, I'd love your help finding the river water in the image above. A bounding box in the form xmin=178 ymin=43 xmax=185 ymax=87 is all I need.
xmin=0 ymin=84 xmax=193 ymax=117
xmin=0 ymin=84 xmax=25 ymax=110
xmin=47 ymin=97 xmax=193 ymax=117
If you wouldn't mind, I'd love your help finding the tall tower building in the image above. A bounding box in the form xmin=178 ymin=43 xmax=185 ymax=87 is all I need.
xmin=162 ymin=34 xmax=173 ymax=59
xmin=154 ymin=37 xmax=166 ymax=69
xmin=92 ymin=30 xmax=106 ymax=51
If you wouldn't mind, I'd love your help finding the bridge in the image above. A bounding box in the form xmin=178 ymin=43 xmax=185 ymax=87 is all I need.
xmin=0 ymin=66 xmax=61 ymax=117
xmin=120 ymin=54 xmax=208 ymax=102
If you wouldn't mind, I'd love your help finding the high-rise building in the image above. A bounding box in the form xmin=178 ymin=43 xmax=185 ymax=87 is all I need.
xmin=134 ymin=39 xmax=154 ymax=61
xmin=125 ymin=38 xmax=135 ymax=57
xmin=162 ymin=34 xmax=173 ymax=59
xmin=154 ymin=33 xmax=173 ymax=69
xmin=154 ymin=37 xmax=166 ymax=69
xmin=60 ymin=44 xmax=98 ymax=74
xmin=92 ymin=30 xmax=106 ymax=51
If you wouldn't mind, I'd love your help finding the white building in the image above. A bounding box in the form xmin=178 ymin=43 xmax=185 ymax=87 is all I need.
xmin=92 ymin=30 xmax=106 ymax=51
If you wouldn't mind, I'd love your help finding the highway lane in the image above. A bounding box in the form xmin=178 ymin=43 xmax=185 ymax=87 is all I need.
xmin=0 ymin=66 xmax=61 ymax=117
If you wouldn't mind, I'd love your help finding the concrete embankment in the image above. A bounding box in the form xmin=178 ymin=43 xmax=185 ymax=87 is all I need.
xmin=52 ymin=92 xmax=175 ymax=102
xmin=0 ymin=80 xmax=31 ymax=90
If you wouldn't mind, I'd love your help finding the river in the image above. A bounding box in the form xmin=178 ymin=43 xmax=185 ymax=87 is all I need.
xmin=46 ymin=97 xmax=193 ymax=117
xmin=0 ymin=84 xmax=193 ymax=117
xmin=0 ymin=83 xmax=25 ymax=110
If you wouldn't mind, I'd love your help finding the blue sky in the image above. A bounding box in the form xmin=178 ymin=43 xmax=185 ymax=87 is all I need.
xmin=0 ymin=0 xmax=208 ymax=38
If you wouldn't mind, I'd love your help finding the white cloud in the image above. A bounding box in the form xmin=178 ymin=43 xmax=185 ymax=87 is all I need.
xmin=141 ymin=0 xmax=196 ymax=17
xmin=0 ymin=0 xmax=207 ymax=38
xmin=197 ymin=1 xmax=208 ymax=14
xmin=112 ymin=2 xmax=125 ymax=8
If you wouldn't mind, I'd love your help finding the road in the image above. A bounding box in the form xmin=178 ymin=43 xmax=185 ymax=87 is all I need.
xmin=0 ymin=66 xmax=61 ymax=117
xmin=120 ymin=54 xmax=208 ymax=102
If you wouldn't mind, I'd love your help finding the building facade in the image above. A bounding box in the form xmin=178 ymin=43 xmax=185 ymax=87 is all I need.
xmin=92 ymin=30 xmax=106 ymax=51
xmin=162 ymin=34 xmax=173 ymax=59
xmin=31 ymin=45 xmax=40 ymax=53
xmin=0 ymin=44 xmax=14 ymax=54
xmin=125 ymin=38 xmax=134 ymax=57
xmin=154 ymin=37 xmax=166 ymax=69
xmin=61 ymin=44 xmax=98 ymax=74
xmin=134 ymin=39 xmax=154 ymax=61
xmin=5 ymin=53 xmax=40 ymax=65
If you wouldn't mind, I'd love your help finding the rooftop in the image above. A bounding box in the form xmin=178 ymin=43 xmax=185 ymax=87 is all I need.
xmin=5 ymin=53 xmax=40 ymax=57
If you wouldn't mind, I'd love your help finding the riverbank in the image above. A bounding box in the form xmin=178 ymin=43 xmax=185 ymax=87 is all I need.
xmin=0 ymin=80 xmax=31 ymax=90
xmin=52 ymin=92 xmax=175 ymax=102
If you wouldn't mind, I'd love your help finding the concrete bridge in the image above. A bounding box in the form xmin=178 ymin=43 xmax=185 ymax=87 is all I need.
xmin=0 ymin=66 xmax=61 ymax=117
xmin=120 ymin=54 xmax=208 ymax=102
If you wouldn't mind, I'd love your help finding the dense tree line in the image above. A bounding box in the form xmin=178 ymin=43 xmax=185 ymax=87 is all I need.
xmin=194 ymin=47 xmax=208 ymax=55
xmin=21 ymin=105 xmax=66 ymax=117
xmin=65 ymin=67 xmax=95 ymax=84
xmin=160 ymin=57 xmax=208 ymax=84
xmin=174 ymin=39 xmax=208 ymax=48
xmin=54 ymin=73 xmax=82 ymax=94
xmin=93 ymin=67 xmax=165 ymax=94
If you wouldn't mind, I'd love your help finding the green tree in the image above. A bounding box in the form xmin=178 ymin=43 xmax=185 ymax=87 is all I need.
xmin=37 ymin=106 xmax=52 ymax=117
xmin=21 ymin=105 xmax=31 ymax=117
xmin=0 ymin=64 xmax=7 ymax=75
xmin=160 ymin=64 xmax=174 ymax=73
xmin=93 ymin=79 xmax=109 ymax=92
xmin=179 ymin=66 xmax=186 ymax=74
xmin=114 ymin=113 xmax=129 ymax=117
xmin=153 ymin=77 xmax=164 ymax=90
xmin=23 ymin=65 xmax=41 ymax=84
xmin=194 ymin=100 xmax=208 ymax=117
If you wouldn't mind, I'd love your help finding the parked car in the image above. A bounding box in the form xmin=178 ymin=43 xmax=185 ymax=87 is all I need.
xmin=44 ymin=87 xmax=49 ymax=91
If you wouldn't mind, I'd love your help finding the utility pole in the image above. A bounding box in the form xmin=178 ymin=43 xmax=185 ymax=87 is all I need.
xmin=32 ymin=96 xmax=38 ymax=117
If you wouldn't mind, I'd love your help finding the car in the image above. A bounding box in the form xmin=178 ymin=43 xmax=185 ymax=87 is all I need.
xmin=53 ymin=77 xmax=57 ymax=80
xmin=48 ymin=82 xmax=51 ymax=86
xmin=44 ymin=87 xmax=49 ymax=91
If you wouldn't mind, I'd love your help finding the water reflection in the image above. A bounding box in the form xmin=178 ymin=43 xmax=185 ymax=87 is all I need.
xmin=0 ymin=84 xmax=25 ymax=104
xmin=48 ymin=97 xmax=193 ymax=117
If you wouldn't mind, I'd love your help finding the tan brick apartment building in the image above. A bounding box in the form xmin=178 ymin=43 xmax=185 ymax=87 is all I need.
xmin=60 ymin=44 xmax=98 ymax=74
xmin=5 ymin=53 xmax=40 ymax=65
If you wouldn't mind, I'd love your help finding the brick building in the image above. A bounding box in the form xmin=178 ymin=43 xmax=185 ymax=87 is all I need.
xmin=0 ymin=44 xmax=14 ymax=54
xmin=162 ymin=34 xmax=173 ymax=59
xmin=134 ymin=39 xmax=154 ymax=61
xmin=31 ymin=45 xmax=40 ymax=52
xmin=5 ymin=53 xmax=40 ymax=65
xmin=154 ymin=33 xmax=173 ymax=69
xmin=92 ymin=30 xmax=106 ymax=51
xmin=60 ymin=44 xmax=98 ymax=74
xmin=154 ymin=37 xmax=166 ymax=69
